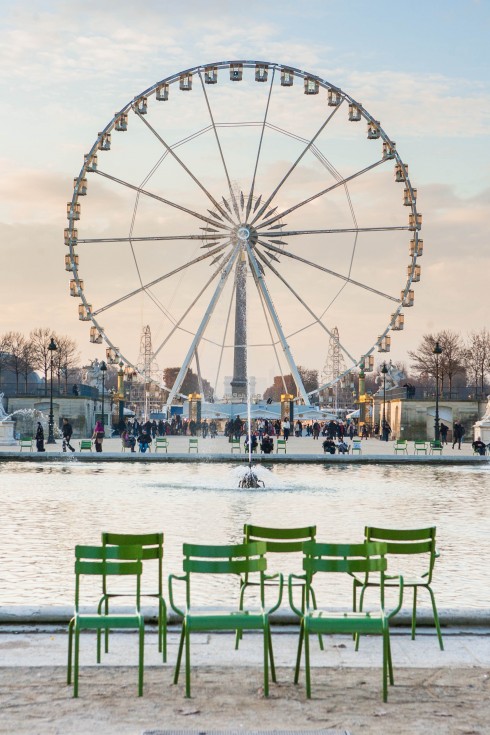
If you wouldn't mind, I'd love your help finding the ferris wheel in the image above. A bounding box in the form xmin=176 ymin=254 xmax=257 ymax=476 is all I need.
xmin=65 ymin=60 xmax=422 ymax=406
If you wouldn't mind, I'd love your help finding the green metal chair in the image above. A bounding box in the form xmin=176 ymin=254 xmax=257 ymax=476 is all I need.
xmin=230 ymin=438 xmax=241 ymax=453
xmin=413 ymin=440 xmax=428 ymax=455
xmin=291 ymin=541 xmax=403 ymax=702
xmin=154 ymin=437 xmax=169 ymax=453
xmin=394 ymin=439 xmax=408 ymax=454
xmin=188 ymin=437 xmax=198 ymax=453
xmin=79 ymin=439 xmax=92 ymax=451
xmin=429 ymin=440 xmax=443 ymax=455
xmin=351 ymin=439 xmax=362 ymax=454
xmin=101 ymin=532 xmax=167 ymax=661
xmin=237 ymin=524 xmax=323 ymax=649
xmin=169 ymin=541 xmax=282 ymax=698
xmin=276 ymin=438 xmax=287 ymax=453
xmin=354 ymin=526 xmax=443 ymax=650
xmin=67 ymin=544 xmax=145 ymax=698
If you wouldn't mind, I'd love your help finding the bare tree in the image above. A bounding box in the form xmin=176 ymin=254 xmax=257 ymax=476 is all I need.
xmin=54 ymin=335 xmax=80 ymax=394
xmin=0 ymin=333 xmax=12 ymax=390
xmin=465 ymin=329 xmax=490 ymax=396
xmin=409 ymin=330 xmax=465 ymax=395
xmin=20 ymin=338 xmax=36 ymax=393
xmin=5 ymin=332 xmax=25 ymax=392
xmin=30 ymin=327 xmax=53 ymax=396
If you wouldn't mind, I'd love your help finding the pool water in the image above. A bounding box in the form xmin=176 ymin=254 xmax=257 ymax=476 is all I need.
xmin=0 ymin=461 xmax=488 ymax=610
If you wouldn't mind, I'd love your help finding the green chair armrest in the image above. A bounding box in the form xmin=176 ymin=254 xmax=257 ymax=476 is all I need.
xmin=288 ymin=573 xmax=307 ymax=617
xmin=265 ymin=573 xmax=284 ymax=614
xmin=168 ymin=573 xmax=187 ymax=618
xmin=386 ymin=574 xmax=405 ymax=620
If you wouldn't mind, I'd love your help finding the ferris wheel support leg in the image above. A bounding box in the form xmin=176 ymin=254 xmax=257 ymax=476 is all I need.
xmin=165 ymin=246 xmax=240 ymax=410
xmin=245 ymin=243 xmax=311 ymax=407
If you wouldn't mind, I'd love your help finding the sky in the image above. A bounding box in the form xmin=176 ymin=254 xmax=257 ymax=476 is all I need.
xmin=0 ymin=0 xmax=489 ymax=396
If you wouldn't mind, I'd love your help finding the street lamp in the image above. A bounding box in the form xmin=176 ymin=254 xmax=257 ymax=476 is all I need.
xmin=381 ymin=362 xmax=388 ymax=441
xmin=47 ymin=337 xmax=57 ymax=444
xmin=100 ymin=360 xmax=107 ymax=431
xmin=433 ymin=341 xmax=443 ymax=441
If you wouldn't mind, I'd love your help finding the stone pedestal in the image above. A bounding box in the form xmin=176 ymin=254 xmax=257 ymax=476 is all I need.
xmin=474 ymin=396 xmax=490 ymax=443
xmin=0 ymin=421 xmax=17 ymax=446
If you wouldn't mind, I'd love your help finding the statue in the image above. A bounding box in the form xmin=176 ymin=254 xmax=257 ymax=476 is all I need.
xmin=0 ymin=393 xmax=8 ymax=420
xmin=83 ymin=359 xmax=103 ymax=390
xmin=482 ymin=395 xmax=490 ymax=421
xmin=374 ymin=362 xmax=406 ymax=392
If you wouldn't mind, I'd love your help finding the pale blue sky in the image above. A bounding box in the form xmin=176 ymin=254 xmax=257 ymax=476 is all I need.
xmin=0 ymin=0 xmax=489 ymax=390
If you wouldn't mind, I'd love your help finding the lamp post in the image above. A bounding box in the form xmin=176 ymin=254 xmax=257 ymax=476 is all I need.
xmin=47 ymin=337 xmax=57 ymax=444
xmin=433 ymin=341 xmax=443 ymax=441
xmin=100 ymin=360 xmax=107 ymax=431
xmin=381 ymin=362 xmax=388 ymax=441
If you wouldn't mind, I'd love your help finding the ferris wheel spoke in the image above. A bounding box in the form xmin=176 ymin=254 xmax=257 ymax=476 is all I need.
xmin=258 ymin=240 xmax=400 ymax=303
xmin=255 ymin=249 xmax=357 ymax=365
xmin=164 ymin=246 xmax=240 ymax=406
xmin=94 ymin=169 xmax=225 ymax=228
xmin=134 ymin=110 xmax=235 ymax=225
xmin=260 ymin=225 xmax=410 ymax=238
xmin=92 ymin=243 xmax=229 ymax=316
xmin=246 ymin=242 xmax=311 ymax=406
xmin=258 ymin=158 xmax=386 ymax=229
xmin=78 ymin=234 xmax=227 ymax=244
xmin=213 ymin=278 xmax=237 ymax=396
xmin=250 ymin=102 xmax=343 ymax=225
xmin=197 ymin=70 xmax=240 ymax=220
xmin=245 ymin=66 xmax=276 ymax=220
xmin=153 ymin=246 xmax=238 ymax=361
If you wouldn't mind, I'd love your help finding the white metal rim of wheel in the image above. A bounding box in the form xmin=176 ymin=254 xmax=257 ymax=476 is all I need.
xmin=65 ymin=59 xmax=422 ymax=405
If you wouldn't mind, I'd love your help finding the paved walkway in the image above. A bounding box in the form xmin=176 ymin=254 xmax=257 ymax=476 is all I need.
xmin=1 ymin=435 xmax=486 ymax=463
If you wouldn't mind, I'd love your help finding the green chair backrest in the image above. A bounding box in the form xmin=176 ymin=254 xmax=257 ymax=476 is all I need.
xmin=74 ymin=544 xmax=142 ymax=612
xmin=365 ymin=526 xmax=437 ymax=582
xmin=244 ymin=524 xmax=316 ymax=554
xmin=301 ymin=541 xmax=388 ymax=603
xmin=102 ymin=531 xmax=163 ymax=594
xmin=181 ymin=541 xmax=267 ymax=606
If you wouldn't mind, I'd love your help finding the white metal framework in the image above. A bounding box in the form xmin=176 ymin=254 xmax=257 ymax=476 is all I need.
xmin=65 ymin=60 xmax=422 ymax=405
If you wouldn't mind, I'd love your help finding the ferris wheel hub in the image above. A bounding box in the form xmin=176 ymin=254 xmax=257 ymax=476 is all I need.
xmin=232 ymin=223 xmax=258 ymax=246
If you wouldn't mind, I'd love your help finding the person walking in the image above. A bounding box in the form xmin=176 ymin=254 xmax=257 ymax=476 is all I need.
xmin=35 ymin=422 xmax=45 ymax=452
xmin=62 ymin=418 xmax=76 ymax=452
xmin=312 ymin=421 xmax=320 ymax=440
xmin=440 ymin=423 xmax=449 ymax=445
xmin=452 ymin=420 xmax=464 ymax=450
xmin=92 ymin=419 xmax=105 ymax=453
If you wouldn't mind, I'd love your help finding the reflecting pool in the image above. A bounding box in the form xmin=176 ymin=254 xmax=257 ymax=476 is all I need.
xmin=0 ymin=460 xmax=488 ymax=609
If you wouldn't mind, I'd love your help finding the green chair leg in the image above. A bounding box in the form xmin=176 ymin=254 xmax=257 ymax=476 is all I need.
xmin=263 ymin=622 xmax=269 ymax=697
xmin=74 ymin=628 xmax=80 ymax=698
xmin=294 ymin=620 xmax=304 ymax=684
xmin=428 ymin=586 xmax=444 ymax=651
xmin=67 ymin=619 xmax=74 ymax=685
xmin=411 ymin=587 xmax=417 ymax=640
xmin=382 ymin=629 xmax=388 ymax=703
xmin=174 ymin=625 xmax=185 ymax=685
xmin=138 ymin=621 xmax=145 ymax=696
xmin=185 ymin=625 xmax=191 ymax=698
xmin=304 ymin=625 xmax=311 ymax=699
